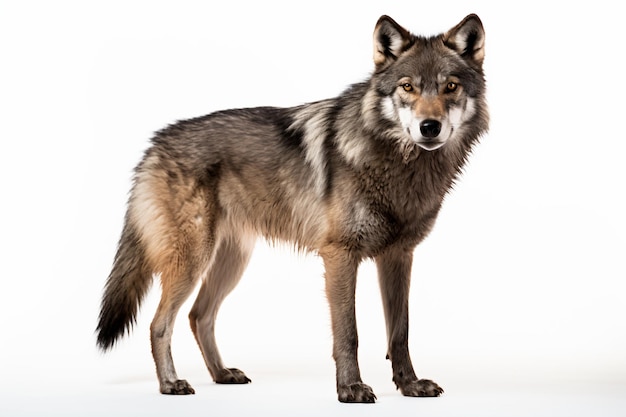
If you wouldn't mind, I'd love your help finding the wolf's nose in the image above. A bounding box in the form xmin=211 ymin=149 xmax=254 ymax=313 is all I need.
xmin=420 ymin=120 xmax=442 ymax=138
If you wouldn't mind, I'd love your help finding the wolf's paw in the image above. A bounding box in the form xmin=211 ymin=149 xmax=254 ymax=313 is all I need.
xmin=215 ymin=368 xmax=252 ymax=384
xmin=398 ymin=378 xmax=443 ymax=397
xmin=160 ymin=379 xmax=195 ymax=395
xmin=337 ymin=382 xmax=377 ymax=403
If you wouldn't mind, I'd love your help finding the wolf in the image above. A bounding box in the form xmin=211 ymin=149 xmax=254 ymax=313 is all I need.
xmin=96 ymin=14 xmax=488 ymax=403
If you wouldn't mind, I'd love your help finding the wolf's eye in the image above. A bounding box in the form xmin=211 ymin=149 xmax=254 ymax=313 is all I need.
xmin=402 ymin=83 xmax=414 ymax=92
xmin=445 ymin=82 xmax=458 ymax=93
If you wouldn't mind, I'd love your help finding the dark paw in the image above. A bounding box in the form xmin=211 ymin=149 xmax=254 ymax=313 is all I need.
xmin=337 ymin=382 xmax=377 ymax=403
xmin=215 ymin=368 xmax=251 ymax=384
xmin=398 ymin=378 xmax=443 ymax=397
xmin=160 ymin=379 xmax=195 ymax=395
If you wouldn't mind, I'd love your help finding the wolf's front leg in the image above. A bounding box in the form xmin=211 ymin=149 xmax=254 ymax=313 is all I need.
xmin=376 ymin=248 xmax=444 ymax=397
xmin=321 ymin=246 xmax=376 ymax=403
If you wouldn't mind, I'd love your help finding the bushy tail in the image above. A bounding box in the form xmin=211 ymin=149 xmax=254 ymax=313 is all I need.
xmin=96 ymin=218 xmax=152 ymax=351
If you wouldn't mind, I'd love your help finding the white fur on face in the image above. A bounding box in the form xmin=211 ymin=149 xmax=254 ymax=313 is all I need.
xmin=394 ymin=103 xmax=446 ymax=150
xmin=397 ymin=106 xmax=418 ymax=137
xmin=383 ymin=94 xmax=477 ymax=151
xmin=447 ymin=97 xmax=476 ymax=143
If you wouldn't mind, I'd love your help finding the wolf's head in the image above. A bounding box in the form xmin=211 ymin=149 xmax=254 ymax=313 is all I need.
xmin=368 ymin=14 xmax=488 ymax=155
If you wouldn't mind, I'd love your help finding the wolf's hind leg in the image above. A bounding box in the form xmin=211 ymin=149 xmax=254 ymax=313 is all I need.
xmin=151 ymin=259 xmax=201 ymax=395
xmin=189 ymin=234 xmax=255 ymax=384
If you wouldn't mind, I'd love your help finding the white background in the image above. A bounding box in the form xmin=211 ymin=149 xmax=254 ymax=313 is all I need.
xmin=1 ymin=1 xmax=625 ymax=416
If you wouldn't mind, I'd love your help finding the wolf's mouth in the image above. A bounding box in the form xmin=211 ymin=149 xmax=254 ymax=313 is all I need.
xmin=416 ymin=140 xmax=445 ymax=151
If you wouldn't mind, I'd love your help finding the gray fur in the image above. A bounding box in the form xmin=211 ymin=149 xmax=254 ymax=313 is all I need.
xmin=97 ymin=14 xmax=488 ymax=402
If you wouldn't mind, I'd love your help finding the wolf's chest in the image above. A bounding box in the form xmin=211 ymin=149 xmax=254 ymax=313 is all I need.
xmin=335 ymin=192 xmax=440 ymax=256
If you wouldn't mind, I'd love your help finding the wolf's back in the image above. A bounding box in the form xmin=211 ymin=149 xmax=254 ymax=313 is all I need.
xmin=96 ymin=216 xmax=151 ymax=350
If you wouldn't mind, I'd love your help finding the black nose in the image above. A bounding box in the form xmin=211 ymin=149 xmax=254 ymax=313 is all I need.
xmin=419 ymin=120 xmax=442 ymax=138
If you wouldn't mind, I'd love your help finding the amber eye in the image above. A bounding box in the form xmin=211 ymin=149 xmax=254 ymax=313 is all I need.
xmin=402 ymin=83 xmax=414 ymax=92
xmin=446 ymin=82 xmax=458 ymax=93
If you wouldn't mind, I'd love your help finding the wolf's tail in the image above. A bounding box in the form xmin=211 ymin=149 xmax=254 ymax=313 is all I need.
xmin=96 ymin=216 xmax=151 ymax=351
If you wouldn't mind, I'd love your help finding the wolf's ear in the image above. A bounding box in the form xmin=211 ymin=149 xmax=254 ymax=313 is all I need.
xmin=443 ymin=14 xmax=485 ymax=68
xmin=373 ymin=15 xmax=413 ymax=69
